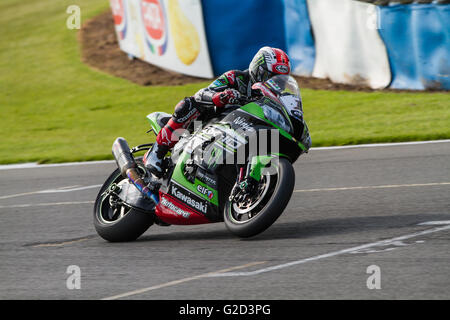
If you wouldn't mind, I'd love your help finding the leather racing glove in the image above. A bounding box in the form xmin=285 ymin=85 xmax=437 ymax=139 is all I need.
xmin=212 ymin=89 xmax=241 ymax=107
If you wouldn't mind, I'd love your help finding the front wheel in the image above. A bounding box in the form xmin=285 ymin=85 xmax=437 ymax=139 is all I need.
xmin=224 ymin=157 xmax=295 ymax=238
xmin=93 ymin=163 xmax=154 ymax=242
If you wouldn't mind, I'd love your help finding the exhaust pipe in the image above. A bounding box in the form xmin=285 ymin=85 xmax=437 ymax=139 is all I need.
xmin=112 ymin=138 xmax=159 ymax=204
xmin=112 ymin=137 xmax=137 ymax=177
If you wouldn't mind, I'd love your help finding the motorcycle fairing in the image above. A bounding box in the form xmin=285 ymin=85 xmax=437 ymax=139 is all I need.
xmin=146 ymin=112 xmax=171 ymax=134
xmin=154 ymin=150 xmax=221 ymax=225
xmin=156 ymin=191 xmax=211 ymax=225
xmin=153 ymin=98 xmax=306 ymax=225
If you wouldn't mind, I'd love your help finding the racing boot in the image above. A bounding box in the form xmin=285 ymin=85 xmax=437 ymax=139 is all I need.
xmin=144 ymin=142 xmax=170 ymax=178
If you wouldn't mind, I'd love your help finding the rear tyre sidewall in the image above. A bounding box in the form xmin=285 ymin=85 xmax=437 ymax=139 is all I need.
xmin=93 ymin=165 xmax=154 ymax=242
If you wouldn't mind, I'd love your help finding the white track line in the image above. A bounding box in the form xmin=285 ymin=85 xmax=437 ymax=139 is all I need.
xmin=2 ymin=182 xmax=447 ymax=207
xmin=207 ymin=224 xmax=450 ymax=278
xmin=100 ymin=223 xmax=450 ymax=299
xmin=0 ymin=184 xmax=102 ymax=200
xmin=294 ymin=182 xmax=450 ymax=193
xmin=38 ymin=184 xmax=102 ymax=193
xmin=0 ymin=140 xmax=449 ymax=170
xmin=418 ymin=221 xmax=450 ymax=226
xmin=0 ymin=201 xmax=94 ymax=209
xmin=101 ymin=261 xmax=267 ymax=300
xmin=0 ymin=160 xmax=114 ymax=170
xmin=311 ymin=139 xmax=450 ymax=151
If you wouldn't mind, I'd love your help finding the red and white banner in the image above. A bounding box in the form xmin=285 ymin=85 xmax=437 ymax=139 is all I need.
xmin=109 ymin=0 xmax=213 ymax=78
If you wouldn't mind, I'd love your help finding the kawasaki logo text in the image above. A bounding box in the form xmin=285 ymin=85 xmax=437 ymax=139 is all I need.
xmin=171 ymin=185 xmax=207 ymax=214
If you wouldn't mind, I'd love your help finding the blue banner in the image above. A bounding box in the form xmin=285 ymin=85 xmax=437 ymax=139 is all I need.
xmin=378 ymin=4 xmax=450 ymax=90
xmin=201 ymin=0 xmax=287 ymax=75
xmin=200 ymin=0 xmax=449 ymax=90
xmin=284 ymin=0 xmax=315 ymax=76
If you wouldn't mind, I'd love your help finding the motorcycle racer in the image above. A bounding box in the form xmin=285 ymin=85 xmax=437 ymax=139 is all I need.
xmin=145 ymin=46 xmax=292 ymax=177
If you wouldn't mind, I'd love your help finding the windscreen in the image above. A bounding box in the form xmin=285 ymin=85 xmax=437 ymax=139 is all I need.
xmin=264 ymin=75 xmax=303 ymax=118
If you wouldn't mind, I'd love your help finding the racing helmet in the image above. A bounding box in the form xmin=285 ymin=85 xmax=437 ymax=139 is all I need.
xmin=249 ymin=47 xmax=291 ymax=83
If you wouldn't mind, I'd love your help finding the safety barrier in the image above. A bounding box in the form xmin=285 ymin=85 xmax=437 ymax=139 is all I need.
xmin=307 ymin=0 xmax=391 ymax=89
xmin=201 ymin=0 xmax=286 ymax=76
xmin=110 ymin=0 xmax=214 ymax=78
xmin=378 ymin=3 xmax=450 ymax=90
xmin=284 ymin=0 xmax=315 ymax=76
xmin=111 ymin=0 xmax=450 ymax=90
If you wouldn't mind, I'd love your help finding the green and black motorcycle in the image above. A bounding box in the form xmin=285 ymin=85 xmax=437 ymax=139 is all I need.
xmin=94 ymin=75 xmax=311 ymax=242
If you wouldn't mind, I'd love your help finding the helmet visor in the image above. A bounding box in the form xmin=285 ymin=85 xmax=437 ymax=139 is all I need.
xmin=257 ymin=66 xmax=274 ymax=83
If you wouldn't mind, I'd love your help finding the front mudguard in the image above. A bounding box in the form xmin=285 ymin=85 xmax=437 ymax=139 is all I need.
xmin=248 ymin=154 xmax=290 ymax=182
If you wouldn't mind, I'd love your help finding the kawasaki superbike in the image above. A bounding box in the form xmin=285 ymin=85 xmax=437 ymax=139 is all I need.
xmin=94 ymin=75 xmax=311 ymax=241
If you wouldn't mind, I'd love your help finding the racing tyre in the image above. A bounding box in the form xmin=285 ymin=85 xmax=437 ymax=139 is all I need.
xmin=93 ymin=164 xmax=154 ymax=242
xmin=224 ymin=157 xmax=295 ymax=238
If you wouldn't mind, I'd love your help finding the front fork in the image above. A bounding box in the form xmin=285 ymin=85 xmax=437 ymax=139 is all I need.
xmin=229 ymin=154 xmax=278 ymax=201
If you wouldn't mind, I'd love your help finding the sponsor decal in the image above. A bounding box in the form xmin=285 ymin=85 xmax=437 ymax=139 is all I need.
xmin=206 ymin=146 xmax=223 ymax=167
xmin=211 ymin=78 xmax=227 ymax=89
xmin=224 ymin=72 xmax=235 ymax=85
xmin=274 ymin=64 xmax=289 ymax=74
xmin=170 ymin=184 xmax=208 ymax=214
xmin=255 ymin=54 xmax=265 ymax=67
xmin=196 ymin=185 xmax=214 ymax=200
xmin=167 ymin=0 xmax=201 ymax=65
xmin=160 ymin=197 xmax=191 ymax=218
xmin=214 ymin=125 xmax=246 ymax=149
xmin=110 ymin=0 xmax=127 ymax=40
xmin=233 ymin=116 xmax=254 ymax=132
xmin=221 ymin=134 xmax=243 ymax=150
xmin=177 ymin=107 xmax=199 ymax=123
xmin=196 ymin=170 xmax=217 ymax=188
xmin=141 ymin=0 xmax=168 ymax=55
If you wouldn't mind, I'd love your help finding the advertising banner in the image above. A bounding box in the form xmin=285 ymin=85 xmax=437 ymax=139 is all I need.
xmin=201 ymin=0 xmax=286 ymax=76
xmin=307 ymin=0 xmax=391 ymax=89
xmin=378 ymin=3 xmax=450 ymax=90
xmin=284 ymin=0 xmax=315 ymax=77
xmin=110 ymin=0 xmax=214 ymax=78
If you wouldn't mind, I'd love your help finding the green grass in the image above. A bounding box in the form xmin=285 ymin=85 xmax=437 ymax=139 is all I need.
xmin=1 ymin=0 xmax=449 ymax=164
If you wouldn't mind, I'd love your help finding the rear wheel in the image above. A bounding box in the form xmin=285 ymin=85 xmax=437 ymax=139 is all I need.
xmin=224 ymin=157 xmax=295 ymax=238
xmin=93 ymin=162 xmax=154 ymax=242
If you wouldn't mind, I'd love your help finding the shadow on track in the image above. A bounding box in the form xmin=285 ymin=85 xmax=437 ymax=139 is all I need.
xmin=133 ymin=213 xmax=448 ymax=243
xmin=247 ymin=213 xmax=449 ymax=241
xmin=136 ymin=228 xmax=234 ymax=242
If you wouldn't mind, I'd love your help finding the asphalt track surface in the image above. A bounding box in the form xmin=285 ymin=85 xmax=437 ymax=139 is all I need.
xmin=0 ymin=141 xmax=449 ymax=300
